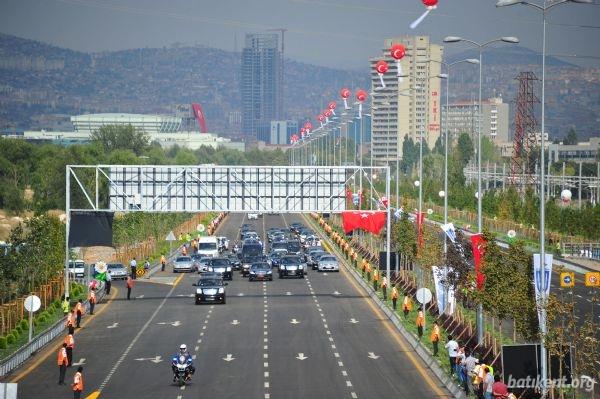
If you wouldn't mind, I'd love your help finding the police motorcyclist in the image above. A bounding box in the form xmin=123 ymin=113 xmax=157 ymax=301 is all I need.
xmin=233 ymin=242 xmax=240 ymax=254
xmin=171 ymin=344 xmax=194 ymax=381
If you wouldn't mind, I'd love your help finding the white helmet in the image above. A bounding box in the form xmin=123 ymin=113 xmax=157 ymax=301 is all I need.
xmin=180 ymin=344 xmax=187 ymax=351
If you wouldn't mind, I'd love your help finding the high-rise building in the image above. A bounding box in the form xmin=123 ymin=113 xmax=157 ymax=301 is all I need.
xmin=241 ymin=33 xmax=282 ymax=138
xmin=442 ymin=97 xmax=509 ymax=143
xmin=256 ymin=120 xmax=298 ymax=145
xmin=370 ymin=36 xmax=443 ymax=162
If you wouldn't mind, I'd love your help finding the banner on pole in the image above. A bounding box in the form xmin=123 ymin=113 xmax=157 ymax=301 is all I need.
xmin=432 ymin=266 xmax=456 ymax=316
xmin=470 ymin=234 xmax=486 ymax=290
xmin=342 ymin=211 xmax=386 ymax=234
xmin=533 ymin=253 xmax=553 ymax=325
xmin=441 ymin=223 xmax=456 ymax=243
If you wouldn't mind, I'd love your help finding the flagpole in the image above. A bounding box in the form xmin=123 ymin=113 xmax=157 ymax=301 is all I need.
xmin=385 ymin=166 xmax=391 ymax=286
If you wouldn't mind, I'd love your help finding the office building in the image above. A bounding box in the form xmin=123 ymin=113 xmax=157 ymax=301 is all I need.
xmin=549 ymin=137 xmax=600 ymax=163
xmin=241 ymin=33 xmax=282 ymax=138
xmin=370 ymin=36 xmax=443 ymax=162
xmin=442 ymin=97 xmax=509 ymax=143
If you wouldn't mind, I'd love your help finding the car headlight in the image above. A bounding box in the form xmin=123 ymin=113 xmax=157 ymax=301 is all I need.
xmin=267 ymin=270 xmax=272 ymax=274
xmin=299 ymin=265 xmax=304 ymax=269
xmin=218 ymin=287 xmax=225 ymax=293
xmin=226 ymin=267 xmax=231 ymax=272
xmin=250 ymin=271 xmax=256 ymax=274
xmin=196 ymin=289 xmax=202 ymax=294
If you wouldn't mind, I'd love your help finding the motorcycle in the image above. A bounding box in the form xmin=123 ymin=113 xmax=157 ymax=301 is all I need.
xmin=172 ymin=355 xmax=192 ymax=386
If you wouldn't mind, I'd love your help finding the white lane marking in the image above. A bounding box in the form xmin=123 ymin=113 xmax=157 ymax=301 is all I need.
xmin=222 ymin=354 xmax=235 ymax=362
xmin=264 ymin=345 xmax=268 ymax=350
xmin=324 ymin=324 xmax=328 ymax=328
xmin=97 ymin=275 xmax=180 ymax=391
xmin=329 ymin=337 xmax=334 ymax=342
xmin=264 ymin=353 xmax=268 ymax=358
xmin=346 ymin=381 xmax=353 ymax=387
xmin=192 ymin=355 xmax=196 ymax=360
xmin=231 ymin=319 xmax=240 ymax=325
xmin=351 ymin=392 xmax=358 ymax=398
xmin=264 ymin=362 xmax=269 ymax=368
xmin=264 ymin=382 xmax=270 ymax=388
xmin=368 ymin=352 xmax=380 ymax=359
xmin=296 ymin=353 xmax=308 ymax=360
xmin=202 ymin=325 xmax=206 ymax=330
xmin=331 ymin=345 xmax=336 ymax=349
xmin=349 ymin=318 xmax=359 ymax=324
xmin=107 ymin=322 xmax=119 ymax=329
xmin=338 ymin=361 xmax=344 ymax=367
xmin=290 ymin=318 xmax=300 ymax=324
xmin=264 ymin=338 xmax=268 ymax=343
xmin=204 ymin=320 xmax=208 ymax=324
xmin=180 ymin=385 xmax=185 ymax=390
xmin=264 ymin=371 xmax=269 ymax=378
xmin=264 ymin=331 xmax=268 ymax=335
xmin=264 ymin=325 xmax=268 ymax=329
xmin=342 ymin=370 xmax=347 ymax=376
xmin=263 ymin=318 xmax=267 ymax=322
xmin=200 ymin=332 xmax=204 ymax=336
xmin=326 ymin=330 xmax=331 ymax=335
xmin=194 ymin=346 xmax=199 ymax=351
xmin=322 ymin=318 xmax=327 ymax=322
xmin=334 ymin=352 xmax=340 ymax=358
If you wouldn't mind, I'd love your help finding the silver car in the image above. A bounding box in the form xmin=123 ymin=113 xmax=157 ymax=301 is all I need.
xmin=173 ymin=256 xmax=196 ymax=273
xmin=317 ymin=255 xmax=339 ymax=272
xmin=107 ymin=263 xmax=128 ymax=280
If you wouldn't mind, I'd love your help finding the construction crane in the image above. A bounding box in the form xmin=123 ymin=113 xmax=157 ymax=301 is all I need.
xmin=267 ymin=28 xmax=287 ymax=119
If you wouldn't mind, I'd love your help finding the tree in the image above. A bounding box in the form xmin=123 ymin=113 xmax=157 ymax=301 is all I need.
xmin=90 ymin=124 xmax=149 ymax=155
xmin=456 ymin=133 xmax=474 ymax=166
xmin=562 ymin=128 xmax=577 ymax=145
xmin=391 ymin=213 xmax=417 ymax=262
xmin=400 ymin=135 xmax=416 ymax=173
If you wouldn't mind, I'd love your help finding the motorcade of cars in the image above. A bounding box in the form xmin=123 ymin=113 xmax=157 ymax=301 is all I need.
xmin=270 ymin=240 xmax=288 ymax=253
xmin=303 ymin=235 xmax=322 ymax=248
xmin=226 ymin=253 xmax=241 ymax=270
xmin=173 ymin=256 xmax=196 ymax=273
xmin=197 ymin=236 xmax=219 ymax=258
xmin=297 ymin=228 xmax=314 ymax=243
xmin=206 ymin=257 xmax=233 ymax=280
xmin=267 ymin=228 xmax=283 ymax=242
xmin=107 ymin=263 xmax=128 ymax=280
xmin=289 ymin=222 xmax=304 ymax=233
xmin=194 ymin=256 xmax=213 ymax=273
xmin=68 ymin=259 xmax=86 ymax=278
xmin=278 ymin=255 xmax=306 ymax=279
xmin=268 ymin=248 xmax=288 ymax=269
xmin=193 ymin=273 xmax=227 ymax=304
xmin=247 ymin=213 xmax=258 ymax=220
xmin=240 ymin=254 xmax=268 ymax=277
xmin=307 ymin=249 xmax=329 ymax=269
xmin=285 ymin=240 xmax=303 ymax=256
xmin=317 ymin=255 xmax=340 ymax=272
xmin=248 ymin=262 xmax=273 ymax=281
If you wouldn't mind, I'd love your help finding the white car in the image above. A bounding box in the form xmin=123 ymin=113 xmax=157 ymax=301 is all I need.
xmin=317 ymin=255 xmax=340 ymax=272
xmin=247 ymin=213 xmax=258 ymax=220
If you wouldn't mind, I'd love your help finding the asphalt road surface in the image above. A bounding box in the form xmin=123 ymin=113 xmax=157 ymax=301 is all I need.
xmin=12 ymin=213 xmax=454 ymax=399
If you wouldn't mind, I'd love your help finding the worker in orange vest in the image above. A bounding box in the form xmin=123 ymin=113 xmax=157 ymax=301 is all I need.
xmin=381 ymin=275 xmax=388 ymax=300
xmin=64 ymin=330 xmax=75 ymax=366
xmin=65 ymin=309 xmax=75 ymax=329
xmin=402 ymin=293 xmax=413 ymax=319
xmin=126 ymin=275 xmax=134 ymax=300
xmin=430 ymin=321 xmax=440 ymax=356
xmin=416 ymin=307 xmax=425 ymax=340
xmin=88 ymin=289 xmax=96 ymax=315
xmin=360 ymin=259 xmax=366 ymax=277
xmin=366 ymin=262 xmax=372 ymax=282
xmin=75 ymin=299 xmax=84 ymax=328
xmin=72 ymin=366 xmax=84 ymax=399
xmin=372 ymin=268 xmax=379 ymax=291
xmin=391 ymin=285 xmax=399 ymax=310
xmin=57 ymin=342 xmax=69 ymax=385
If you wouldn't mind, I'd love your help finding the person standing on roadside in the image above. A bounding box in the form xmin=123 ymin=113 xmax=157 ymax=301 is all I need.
xmin=75 ymin=300 xmax=84 ymax=328
xmin=402 ymin=292 xmax=412 ymax=319
xmin=130 ymin=257 xmax=137 ymax=279
xmin=64 ymin=329 xmax=75 ymax=366
xmin=72 ymin=366 xmax=84 ymax=399
xmin=126 ymin=275 xmax=134 ymax=300
xmin=445 ymin=335 xmax=459 ymax=376
xmin=105 ymin=269 xmax=112 ymax=295
xmin=430 ymin=321 xmax=440 ymax=356
xmin=391 ymin=284 xmax=399 ymax=309
xmin=57 ymin=343 xmax=69 ymax=385
xmin=161 ymin=254 xmax=167 ymax=272
xmin=381 ymin=275 xmax=388 ymax=300
xmin=144 ymin=258 xmax=150 ymax=279
xmin=88 ymin=289 xmax=96 ymax=315
xmin=61 ymin=295 xmax=70 ymax=316
xmin=416 ymin=307 xmax=425 ymax=340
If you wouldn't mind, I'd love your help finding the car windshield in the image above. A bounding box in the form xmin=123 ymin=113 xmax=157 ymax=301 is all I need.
xmin=199 ymin=243 xmax=217 ymax=250
xmin=286 ymin=242 xmax=301 ymax=252
xmin=176 ymin=257 xmax=191 ymax=262
xmin=251 ymin=263 xmax=270 ymax=271
xmin=200 ymin=258 xmax=211 ymax=264
xmin=211 ymin=259 xmax=229 ymax=267
xmin=108 ymin=264 xmax=124 ymax=269
xmin=242 ymin=245 xmax=262 ymax=257
xmin=69 ymin=262 xmax=84 ymax=268
xmin=281 ymin=256 xmax=302 ymax=265
xmin=320 ymin=256 xmax=337 ymax=262
xmin=197 ymin=279 xmax=221 ymax=287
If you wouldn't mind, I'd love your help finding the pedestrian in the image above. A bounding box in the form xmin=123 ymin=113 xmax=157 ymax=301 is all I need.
xmin=445 ymin=335 xmax=459 ymax=376
xmin=381 ymin=275 xmax=388 ymax=300
xmin=71 ymin=366 xmax=84 ymax=399
xmin=372 ymin=268 xmax=379 ymax=291
xmin=492 ymin=374 xmax=509 ymax=399
xmin=456 ymin=345 xmax=467 ymax=384
xmin=402 ymin=293 xmax=412 ymax=319
xmin=61 ymin=295 xmax=70 ymax=316
xmin=75 ymin=300 xmax=84 ymax=328
xmin=366 ymin=262 xmax=372 ymax=282
xmin=361 ymin=259 xmax=366 ymax=277
xmin=161 ymin=254 xmax=166 ymax=272
xmin=144 ymin=258 xmax=150 ymax=278
xmin=130 ymin=257 xmax=137 ymax=279
xmin=65 ymin=308 xmax=75 ymax=329
xmin=88 ymin=289 xmax=96 ymax=315
xmin=430 ymin=321 xmax=440 ymax=356
xmin=391 ymin=285 xmax=399 ymax=310
xmin=64 ymin=330 xmax=74 ymax=367
xmin=105 ymin=269 xmax=112 ymax=295
xmin=482 ymin=367 xmax=494 ymax=399
xmin=461 ymin=350 xmax=479 ymax=395
xmin=57 ymin=343 xmax=69 ymax=385
xmin=126 ymin=275 xmax=134 ymax=300
xmin=416 ymin=307 xmax=425 ymax=340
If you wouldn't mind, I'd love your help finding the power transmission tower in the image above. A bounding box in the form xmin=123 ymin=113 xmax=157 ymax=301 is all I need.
xmin=511 ymin=71 xmax=539 ymax=189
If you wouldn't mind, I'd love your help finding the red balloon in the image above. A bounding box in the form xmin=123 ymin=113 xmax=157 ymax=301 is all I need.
xmin=423 ymin=0 xmax=437 ymax=6
xmin=300 ymin=127 xmax=305 ymax=133
xmin=375 ymin=60 xmax=389 ymax=74
xmin=318 ymin=114 xmax=325 ymax=122
xmin=356 ymin=89 xmax=368 ymax=102
xmin=390 ymin=43 xmax=406 ymax=60
xmin=324 ymin=110 xmax=332 ymax=117
xmin=328 ymin=101 xmax=337 ymax=110
xmin=340 ymin=88 xmax=351 ymax=99
xmin=305 ymin=122 xmax=312 ymax=130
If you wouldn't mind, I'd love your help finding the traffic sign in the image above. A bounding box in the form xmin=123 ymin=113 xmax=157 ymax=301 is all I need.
xmin=165 ymin=231 xmax=176 ymax=241
xmin=584 ymin=272 xmax=599 ymax=287
xmin=560 ymin=272 xmax=575 ymax=288
xmin=415 ymin=288 xmax=432 ymax=304
xmin=197 ymin=224 xmax=206 ymax=233
xmin=24 ymin=295 xmax=41 ymax=312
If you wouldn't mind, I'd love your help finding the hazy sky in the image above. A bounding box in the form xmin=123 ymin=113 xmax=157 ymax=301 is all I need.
xmin=1 ymin=0 xmax=599 ymax=68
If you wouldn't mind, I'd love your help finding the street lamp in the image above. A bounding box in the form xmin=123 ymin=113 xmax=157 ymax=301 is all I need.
xmin=495 ymin=1 xmax=591 ymax=396
xmin=443 ymin=35 xmax=519 ymax=346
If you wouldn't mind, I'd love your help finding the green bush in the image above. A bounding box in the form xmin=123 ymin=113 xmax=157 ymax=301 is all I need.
xmin=20 ymin=319 xmax=29 ymax=331
xmin=0 ymin=336 xmax=6 ymax=349
xmin=14 ymin=325 xmax=22 ymax=335
xmin=6 ymin=333 xmax=15 ymax=345
xmin=36 ymin=314 xmax=47 ymax=324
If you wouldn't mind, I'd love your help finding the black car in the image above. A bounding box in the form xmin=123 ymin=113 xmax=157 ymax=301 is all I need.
xmin=286 ymin=240 xmax=303 ymax=256
xmin=193 ymin=273 xmax=227 ymax=304
xmin=270 ymin=240 xmax=288 ymax=252
xmin=249 ymin=262 xmax=273 ymax=281
xmin=268 ymin=249 xmax=288 ymax=269
xmin=241 ymin=254 xmax=268 ymax=277
xmin=226 ymin=253 xmax=241 ymax=270
xmin=308 ymin=250 xmax=329 ymax=270
xmin=289 ymin=222 xmax=304 ymax=233
xmin=207 ymin=257 xmax=233 ymax=280
xmin=278 ymin=255 xmax=306 ymax=279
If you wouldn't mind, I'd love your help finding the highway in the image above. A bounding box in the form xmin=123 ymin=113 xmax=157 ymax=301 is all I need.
xmin=11 ymin=213 xmax=453 ymax=399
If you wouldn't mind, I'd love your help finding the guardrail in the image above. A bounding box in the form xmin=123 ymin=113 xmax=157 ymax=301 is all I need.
xmin=0 ymin=282 xmax=105 ymax=378
xmin=561 ymin=242 xmax=600 ymax=260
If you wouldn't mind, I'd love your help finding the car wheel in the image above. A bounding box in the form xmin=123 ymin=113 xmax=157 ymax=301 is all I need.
xmin=249 ymin=277 xmax=253 ymax=281
xmin=222 ymin=298 xmax=226 ymax=305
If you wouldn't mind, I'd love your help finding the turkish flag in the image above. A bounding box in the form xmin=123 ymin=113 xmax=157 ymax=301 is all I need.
xmin=342 ymin=211 xmax=386 ymax=234
xmin=416 ymin=212 xmax=425 ymax=248
xmin=470 ymin=234 xmax=487 ymax=290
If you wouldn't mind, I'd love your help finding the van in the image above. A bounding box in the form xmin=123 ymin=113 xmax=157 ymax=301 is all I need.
xmin=68 ymin=259 xmax=86 ymax=278
xmin=197 ymin=236 xmax=219 ymax=258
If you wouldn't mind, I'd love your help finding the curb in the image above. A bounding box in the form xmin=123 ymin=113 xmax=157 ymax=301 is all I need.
xmin=305 ymin=215 xmax=467 ymax=399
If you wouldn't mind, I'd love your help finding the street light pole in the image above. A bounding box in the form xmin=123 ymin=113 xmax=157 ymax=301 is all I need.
xmin=444 ymin=35 xmax=519 ymax=346
xmin=495 ymin=1 xmax=591 ymax=396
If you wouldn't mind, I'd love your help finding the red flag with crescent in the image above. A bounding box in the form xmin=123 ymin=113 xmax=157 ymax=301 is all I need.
xmin=416 ymin=212 xmax=425 ymax=248
xmin=470 ymin=233 xmax=487 ymax=290
xmin=342 ymin=211 xmax=386 ymax=235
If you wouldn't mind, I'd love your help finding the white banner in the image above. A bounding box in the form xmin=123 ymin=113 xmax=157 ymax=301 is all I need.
xmin=432 ymin=266 xmax=456 ymax=316
xmin=533 ymin=253 xmax=553 ymax=325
